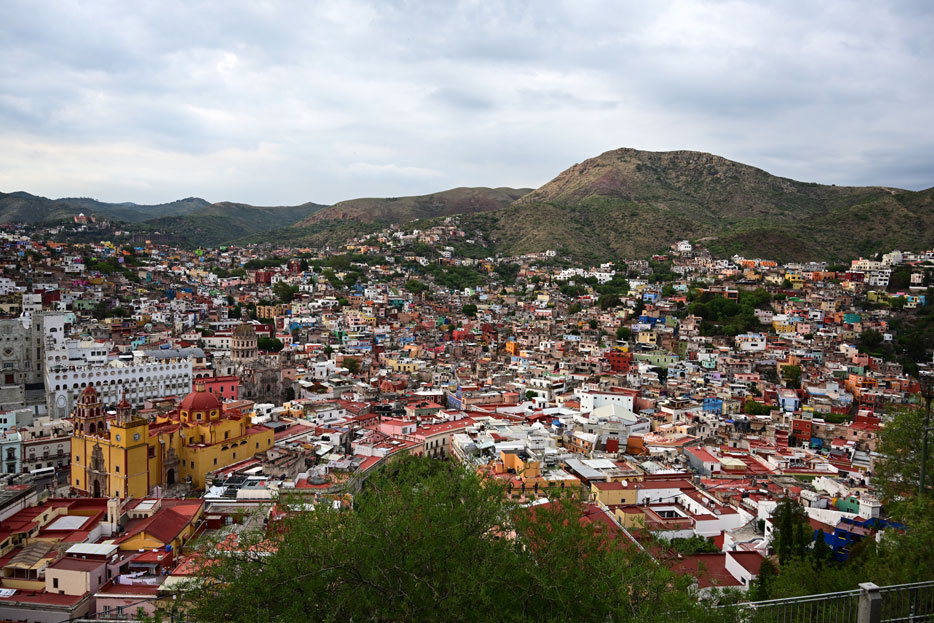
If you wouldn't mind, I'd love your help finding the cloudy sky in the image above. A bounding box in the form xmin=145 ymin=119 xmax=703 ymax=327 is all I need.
xmin=0 ymin=1 xmax=931 ymax=206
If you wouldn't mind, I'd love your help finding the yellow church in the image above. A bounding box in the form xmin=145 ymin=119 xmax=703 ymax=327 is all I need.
xmin=70 ymin=383 xmax=274 ymax=498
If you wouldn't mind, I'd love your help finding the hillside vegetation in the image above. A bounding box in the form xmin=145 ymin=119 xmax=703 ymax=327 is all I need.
xmin=0 ymin=191 xmax=326 ymax=248
xmin=0 ymin=191 xmax=213 ymax=224
xmin=295 ymin=186 xmax=532 ymax=227
xmin=458 ymin=148 xmax=934 ymax=262
xmin=136 ymin=201 xmax=327 ymax=247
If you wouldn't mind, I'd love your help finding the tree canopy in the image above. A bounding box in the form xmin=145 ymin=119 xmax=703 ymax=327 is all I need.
xmin=173 ymin=456 xmax=731 ymax=623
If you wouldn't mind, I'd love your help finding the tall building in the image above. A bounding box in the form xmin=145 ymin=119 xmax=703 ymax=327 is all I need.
xmin=0 ymin=312 xmax=67 ymax=412
xmin=215 ymin=322 xmax=284 ymax=405
xmin=70 ymin=384 xmax=273 ymax=498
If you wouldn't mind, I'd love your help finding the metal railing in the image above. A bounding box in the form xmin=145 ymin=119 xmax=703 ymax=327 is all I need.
xmin=742 ymin=587 xmax=860 ymax=623
xmin=879 ymin=581 xmax=934 ymax=623
xmin=732 ymin=580 xmax=934 ymax=623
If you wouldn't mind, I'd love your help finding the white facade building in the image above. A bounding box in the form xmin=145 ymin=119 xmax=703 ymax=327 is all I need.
xmin=45 ymin=356 xmax=193 ymax=418
xmin=577 ymin=390 xmax=635 ymax=414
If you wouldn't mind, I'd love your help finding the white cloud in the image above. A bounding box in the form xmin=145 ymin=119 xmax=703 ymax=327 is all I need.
xmin=0 ymin=0 xmax=930 ymax=206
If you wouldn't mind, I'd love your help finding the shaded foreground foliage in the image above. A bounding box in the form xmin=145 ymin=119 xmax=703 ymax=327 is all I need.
xmin=170 ymin=457 xmax=732 ymax=623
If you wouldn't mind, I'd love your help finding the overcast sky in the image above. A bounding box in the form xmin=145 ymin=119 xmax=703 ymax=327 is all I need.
xmin=0 ymin=1 xmax=931 ymax=206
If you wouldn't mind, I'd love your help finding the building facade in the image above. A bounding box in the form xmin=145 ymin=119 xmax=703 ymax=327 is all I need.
xmin=70 ymin=384 xmax=273 ymax=498
xmin=46 ymin=356 xmax=193 ymax=419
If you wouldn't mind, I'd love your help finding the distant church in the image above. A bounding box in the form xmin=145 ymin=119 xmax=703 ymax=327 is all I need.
xmin=213 ymin=320 xmax=287 ymax=405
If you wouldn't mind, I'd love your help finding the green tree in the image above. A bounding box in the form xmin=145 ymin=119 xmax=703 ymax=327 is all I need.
xmin=750 ymin=558 xmax=778 ymax=600
xmin=771 ymin=498 xmax=811 ymax=564
xmin=405 ymin=279 xmax=429 ymax=294
xmin=616 ymin=326 xmax=632 ymax=341
xmin=257 ymin=337 xmax=284 ymax=352
xmin=568 ymin=302 xmax=582 ymax=315
xmin=343 ymin=357 xmax=360 ymax=374
xmin=598 ymin=294 xmax=621 ymax=310
xmin=781 ymin=365 xmax=802 ymax=389
xmin=744 ymin=399 xmax=772 ymax=416
xmin=462 ymin=303 xmax=478 ymax=318
xmin=525 ymin=390 xmax=537 ymax=402
xmin=858 ymin=329 xmax=884 ymax=352
xmin=173 ymin=457 xmax=732 ymax=623
xmin=589 ymin=318 xmax=598 ymax=330
xmin=273 ymin=281 xmax=299 ymax=304
xmin=873 ymin=407 xmax=934 ymax=503
xmin=667 ymin=536 xmax=720 ymax=554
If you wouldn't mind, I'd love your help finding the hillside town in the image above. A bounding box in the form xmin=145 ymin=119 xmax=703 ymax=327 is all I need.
xmin=0 ymin=219 xmax=932 ymax=621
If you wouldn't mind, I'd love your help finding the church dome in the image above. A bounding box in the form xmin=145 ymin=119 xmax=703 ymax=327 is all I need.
xmin=233 ymin=323 xmax=257 ymax=338
xmin=179 ymin=384 xmax=222 ymax=414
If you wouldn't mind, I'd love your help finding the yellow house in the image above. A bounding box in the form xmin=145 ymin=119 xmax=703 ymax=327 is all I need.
xmin=590 ymin=481 xmax=637 ymax=506
xmin=636 ymin=331 xmax=658 ymax=347
xmin=614 ymin=506 xmax=648 ymax=529
xmin=71 ymin=385 xmax=274 ymax=498
xmin=384 ymin=358 xmax=421 ymax=373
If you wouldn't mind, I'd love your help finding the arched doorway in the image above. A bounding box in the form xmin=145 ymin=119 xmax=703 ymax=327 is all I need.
xmin=167 ymin=468 xmax=175 ymax=485
xmin=92 ymin=480 xmax=101 ymax=497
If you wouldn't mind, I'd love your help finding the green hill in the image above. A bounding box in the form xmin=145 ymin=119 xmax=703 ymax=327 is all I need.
xmin=0 ymin=191 xmax=326 ymax=247
xmin=138 ymin=201 xmax=327 ymax=247
xmin=456 ymin=148 xmax=934 ymax=262
xmin=238 ymin=186 xmax=533 ymax=249
xmin=0 ymin=192 xmax=84 ymax=224
xmin=0 ymin=192 xmax=214 ymax=224
xmin=294 ymin=187 xmax=532 ymax=227
xmin=56 ymin=196 xmax=212 ymax=222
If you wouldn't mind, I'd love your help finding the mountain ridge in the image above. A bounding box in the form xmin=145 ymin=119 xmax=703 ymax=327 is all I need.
xmin=4 ymin=148 xmax=932 ymax=260
xmin=457 ymin=148 xmax=933 ymax=262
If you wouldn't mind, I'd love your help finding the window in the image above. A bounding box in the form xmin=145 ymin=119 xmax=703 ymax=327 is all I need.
xmin=213 ymin=458 xmax=217 ymax=465
xmin=224 ymin=431 xmax=229 ymax=440
xmin=52 ymin=578 xmax=58 ymax=589
xmin=190 ymin=461 xmax=194 ymax=468
xmin=233 ymin=452 xmax=237 ymax=459
xmin=115 ymin=465 xmax=120 ymax=473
